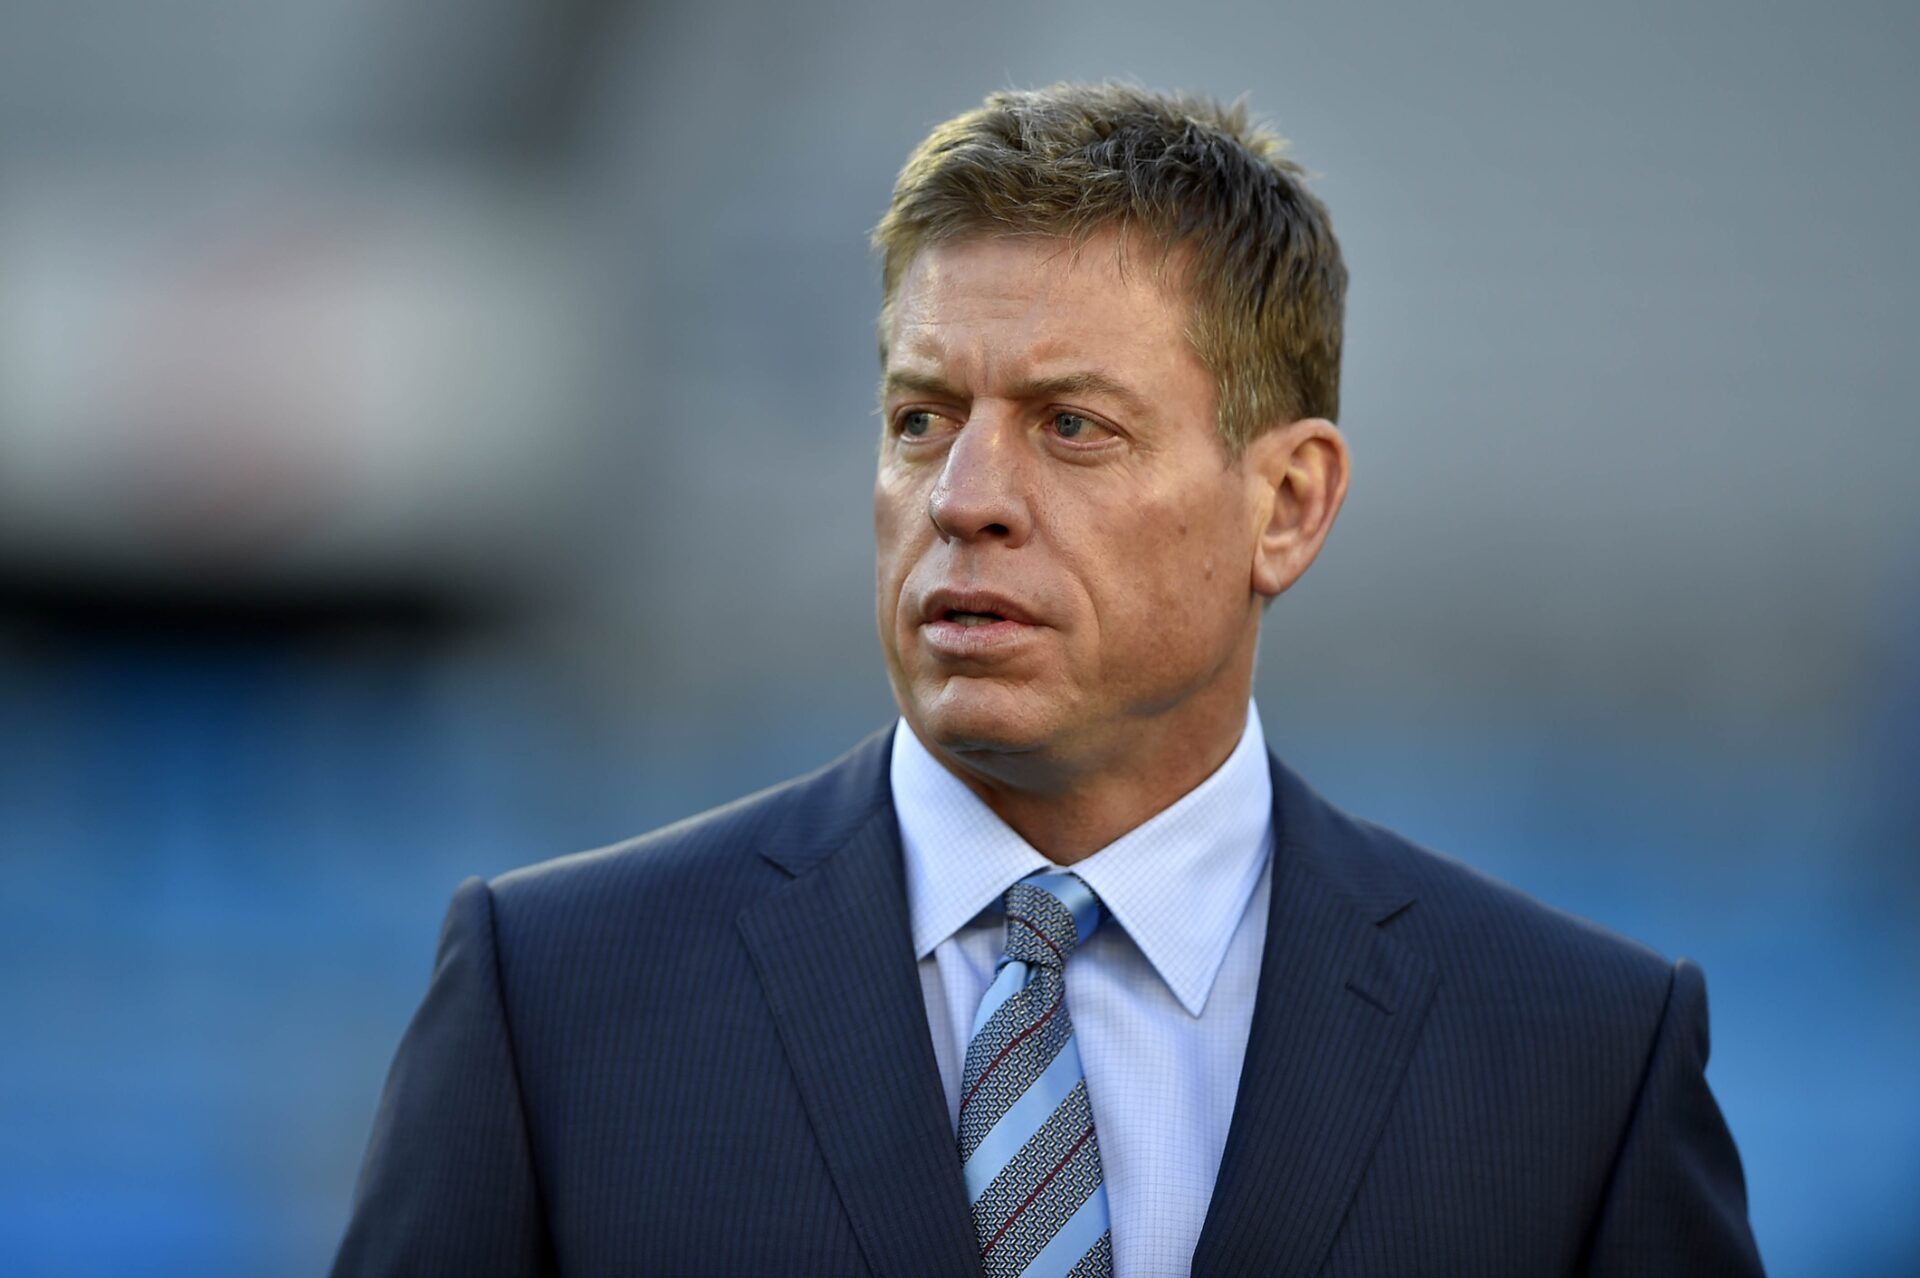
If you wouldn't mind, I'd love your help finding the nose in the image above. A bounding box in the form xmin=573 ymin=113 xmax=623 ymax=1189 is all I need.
xmin=926 ymin=410 xmax=1033 ymax=546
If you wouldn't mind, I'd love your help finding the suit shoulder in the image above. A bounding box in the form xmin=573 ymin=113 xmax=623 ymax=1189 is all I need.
xmin=1385 ymin=818 xmax=1663 ymax=970
xmin=1335 ymin=810 xmax=1685 ymax=1074
xmin=486 ymin=727 xmax=894 ymax=929
xmin=1285 ymin=773 xmax=1675 ymax=1004
xmin=1389 ymin=816 xmax=1668 ymax=980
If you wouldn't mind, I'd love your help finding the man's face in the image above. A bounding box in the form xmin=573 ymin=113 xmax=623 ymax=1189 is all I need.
xmin=874 ymin=229 xmax=1267 ymax=775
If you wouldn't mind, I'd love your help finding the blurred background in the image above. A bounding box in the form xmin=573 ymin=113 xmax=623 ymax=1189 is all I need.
xmin=1 ymin=0 xmax=1914 ymax=1273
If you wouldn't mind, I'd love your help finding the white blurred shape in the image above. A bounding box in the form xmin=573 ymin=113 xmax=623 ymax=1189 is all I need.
xmin=0 ymin=165 xmax=587 ymax=601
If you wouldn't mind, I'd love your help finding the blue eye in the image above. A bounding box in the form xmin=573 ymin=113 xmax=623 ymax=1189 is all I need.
xmin=1053 ymin=412 xmax=1093 ymax=439
xmin=901 ymin=410 xmax=935 ymax=437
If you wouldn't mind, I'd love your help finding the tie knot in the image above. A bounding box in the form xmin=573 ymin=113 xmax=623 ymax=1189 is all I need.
xmin=1000 ymin=871 xmax=1103 ymax=970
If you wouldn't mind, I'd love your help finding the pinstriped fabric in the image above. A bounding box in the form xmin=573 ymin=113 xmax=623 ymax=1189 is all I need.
xmin=335 ymin=726 xmax=1761 ymax=1277
xmin=961 ymin=872 xmax=1112 ymax=1278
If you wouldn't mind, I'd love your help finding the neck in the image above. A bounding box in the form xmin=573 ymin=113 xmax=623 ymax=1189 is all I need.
xmin=912 ymin=678 xmax=1255 ymax=865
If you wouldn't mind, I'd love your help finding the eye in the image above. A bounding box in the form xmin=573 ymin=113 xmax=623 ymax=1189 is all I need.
xmin=1048 ymin=411 xmax=1113 ymax=443
xmin=897 ymin=409 xmax=948 ymax=438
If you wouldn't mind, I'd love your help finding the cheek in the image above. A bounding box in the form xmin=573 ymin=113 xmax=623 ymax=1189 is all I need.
xmin=1094 ymin=492 xmax=1245 ymax=663
xmin=873 ymin=473 xmax=926 ymax=614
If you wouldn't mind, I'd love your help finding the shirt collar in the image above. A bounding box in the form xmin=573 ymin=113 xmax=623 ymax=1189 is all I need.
xmin=891 ymin=702 xmax=1274 ymax=1017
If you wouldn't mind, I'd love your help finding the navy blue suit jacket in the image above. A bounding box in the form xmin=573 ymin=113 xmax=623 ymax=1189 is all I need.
xmin=332 ymin=728 xmax=1764 ymax=1275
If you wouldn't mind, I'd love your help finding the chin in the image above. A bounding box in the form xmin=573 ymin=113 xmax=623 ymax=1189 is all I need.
xmin=909 ymin=674 xmax=1060 ymax=759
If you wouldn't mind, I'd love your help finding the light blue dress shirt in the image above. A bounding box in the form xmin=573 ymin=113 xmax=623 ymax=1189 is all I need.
xmin=892 ymin=702 xmax=1275 ymax=1278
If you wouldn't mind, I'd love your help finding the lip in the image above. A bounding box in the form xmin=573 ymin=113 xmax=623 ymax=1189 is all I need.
xmin=920 ymin=588 xmax=1039 ymax=627
xmin=918 ymin=587 xmax=1043 ymax=659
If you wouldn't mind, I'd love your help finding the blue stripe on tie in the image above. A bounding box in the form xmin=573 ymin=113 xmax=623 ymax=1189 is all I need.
xmin=962 ymin=1033 xmax=1086 ymax=1199
xmin=1025 ymin=872 xmax=1100 ymax=947
xmin=1016 ymin=1180 xmax=1109 ymax=1278
xmin=969 ymin=959 xmax=1032 ymax=1039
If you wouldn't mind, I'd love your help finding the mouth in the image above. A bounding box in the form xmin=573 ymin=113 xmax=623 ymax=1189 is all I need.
xmin=918 ymin=590 xmax=1041 ymax=656
xmin=920 ymin=589 xmax=1037 ymax=628
xmin=940 ymin=608 xmax=1009 ymax=627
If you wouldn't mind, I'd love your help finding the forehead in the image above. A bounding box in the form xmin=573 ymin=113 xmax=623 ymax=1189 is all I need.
xmin=884 ymin=230 xmax=1199 ymax=382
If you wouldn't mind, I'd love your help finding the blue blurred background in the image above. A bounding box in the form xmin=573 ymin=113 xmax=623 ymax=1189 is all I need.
xmin=1 ymin=1 xmax=1915 ymax=1274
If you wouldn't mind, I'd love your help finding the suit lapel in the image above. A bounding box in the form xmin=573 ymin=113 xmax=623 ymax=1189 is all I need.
xmin=738 ymin=801 xmax=980 ymax=1278
xmin=1191 ymin=756 xmax=1440 ymax=1278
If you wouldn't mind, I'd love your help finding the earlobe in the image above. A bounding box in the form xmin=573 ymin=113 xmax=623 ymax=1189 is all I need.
xmin=1248 ymin=417 xmax=1349 ymax=599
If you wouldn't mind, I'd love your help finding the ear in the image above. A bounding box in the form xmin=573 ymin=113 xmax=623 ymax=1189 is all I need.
xmin=1244 ymin=417 xmax=1350 ymax=599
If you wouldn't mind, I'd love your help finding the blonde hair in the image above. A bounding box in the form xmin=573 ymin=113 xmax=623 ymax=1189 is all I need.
xmin=872 ymin=81 xmax=1347 ymax=453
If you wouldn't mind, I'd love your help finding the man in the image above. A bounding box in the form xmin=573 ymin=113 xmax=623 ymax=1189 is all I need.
xmin=332 ymin=83 xmax=1764 ymax=1276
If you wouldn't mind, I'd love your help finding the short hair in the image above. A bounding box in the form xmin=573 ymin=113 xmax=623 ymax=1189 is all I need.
xmin=871 ymin=81 xmax=1347 ymax=454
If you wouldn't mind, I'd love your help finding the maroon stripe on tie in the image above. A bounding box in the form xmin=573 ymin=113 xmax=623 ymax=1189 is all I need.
xmin=1006 ymin=913 xmax=1064 ymax=965
xmin=980 ymin=1121 xmax=1098 ymax=1257
xmin=959 ymin=990 xmax=1063 ymax=1119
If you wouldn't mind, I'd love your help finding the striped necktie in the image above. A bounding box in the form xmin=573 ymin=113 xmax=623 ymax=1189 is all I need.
xmin=958 ymin=870 xmax=1113 ymax=1277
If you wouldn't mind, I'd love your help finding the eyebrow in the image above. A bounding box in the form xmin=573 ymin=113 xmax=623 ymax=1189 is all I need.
xmin=881 ymin=368 xmax=1153 ymax=418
